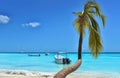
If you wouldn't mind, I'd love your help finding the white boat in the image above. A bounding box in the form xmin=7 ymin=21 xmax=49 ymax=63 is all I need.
xmin=54 ymin=52 xmax=71 ymax=64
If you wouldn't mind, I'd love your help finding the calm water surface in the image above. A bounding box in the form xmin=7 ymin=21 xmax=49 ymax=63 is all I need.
xmin=0 ymin=52 xmax=120 ymax=73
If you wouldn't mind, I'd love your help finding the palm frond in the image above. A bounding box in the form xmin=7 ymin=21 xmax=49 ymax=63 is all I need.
xmin=87 ymin=12 xmax=106 ymax=27
xmin=74 ymin=18 xmax=81 ymax=34
xmin=74 ymin=18 xmax=86 ymax=37
xmin=73 ymin=12 xmax=83 ymax=16
xmin=87 ymin=13 xmax=100 ymax=33
xmin=84 ymin=1 xmax=101 ymax=16
xmin=100 ymin=14 xmax=106 ymax=26
xmin=91 ymin=2 xmax=101 ymax=16
xmin=84 ymin=1 xmax=93 ymax=12
xmin=88 ymin=26 xmax=103 ymax=58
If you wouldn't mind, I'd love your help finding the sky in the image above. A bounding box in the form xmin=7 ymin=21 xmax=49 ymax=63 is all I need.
xmin=0 ymin=0 xmax=119 ymax=52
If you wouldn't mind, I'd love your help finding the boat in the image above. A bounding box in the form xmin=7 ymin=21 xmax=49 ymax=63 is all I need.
xmin=28 ymin=54 xmax=40 ymax=56
xmin=45 ymin=52 xmax=49 ymax=56
xmin=54 ymin=52 xmax=71 ymax=64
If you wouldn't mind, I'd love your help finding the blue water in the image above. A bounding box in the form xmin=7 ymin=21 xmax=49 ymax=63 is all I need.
xmin=0 ymin=52 xmax=120 ymax=73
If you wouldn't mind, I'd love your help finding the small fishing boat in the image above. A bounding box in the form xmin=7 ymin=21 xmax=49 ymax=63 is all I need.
xmin=54 ymin=52 xmax=71 ymax=64
xmin=45 ymin=52 xmax=49 ymax=56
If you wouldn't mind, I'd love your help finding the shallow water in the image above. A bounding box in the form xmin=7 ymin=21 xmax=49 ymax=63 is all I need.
xmin=0 ymin=52 xmax=120 ymax=73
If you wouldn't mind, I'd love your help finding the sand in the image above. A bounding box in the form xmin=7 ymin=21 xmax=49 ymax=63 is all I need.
xmin=0 ymin=69 xmax=120 ymax=78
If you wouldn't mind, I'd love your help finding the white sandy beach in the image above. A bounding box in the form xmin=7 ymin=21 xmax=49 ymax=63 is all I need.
xmin=0 ymin=69 xmax=120 ymax=78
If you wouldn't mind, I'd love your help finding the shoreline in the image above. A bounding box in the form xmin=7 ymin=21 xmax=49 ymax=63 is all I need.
xmin=0 ymin=69 xmax=120 ymax=78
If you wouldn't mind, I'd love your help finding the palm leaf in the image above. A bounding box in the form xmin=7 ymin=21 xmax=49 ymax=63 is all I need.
xmin=88 ymin=12 xmax=106 ymax=27
xmin=74 ymin=17 xmax=86 ymax=37
xmin=84 ymin=1 xmax=101 ymax=16
xmin=91 ymin=2 xmax=101 ymax=16
xmin=87 ymin=13 xmax=100 ymax=33
xmin=89 ymin=26 xmax=103 ymax=57
xmin=100 ymin=14 xmax=106 ymax=26
xmin=74 ymin=18 xmax=81 ymax=34
xmin=73 ymin=12 xmax=83 ymax=16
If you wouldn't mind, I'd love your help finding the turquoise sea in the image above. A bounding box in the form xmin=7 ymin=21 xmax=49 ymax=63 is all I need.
xmin=0 ymin=52 xmax=120 ymax=73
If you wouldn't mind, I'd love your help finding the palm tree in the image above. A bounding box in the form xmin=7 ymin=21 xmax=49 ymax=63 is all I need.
xmin=54 ymin=1 xmax=106 ymax=78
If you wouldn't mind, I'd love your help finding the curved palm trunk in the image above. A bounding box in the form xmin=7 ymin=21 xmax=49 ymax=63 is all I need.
xmin=54 ymin=60 xmax=82 ymax=78
xmin=54 ymin=25 xmax=83 ymax=78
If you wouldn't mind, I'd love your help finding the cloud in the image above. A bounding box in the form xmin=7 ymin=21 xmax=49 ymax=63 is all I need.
xmin=0 ymin=15 xmax=10 ymax=24
xmin=23 ymin=22 xmax=40 ymax=28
